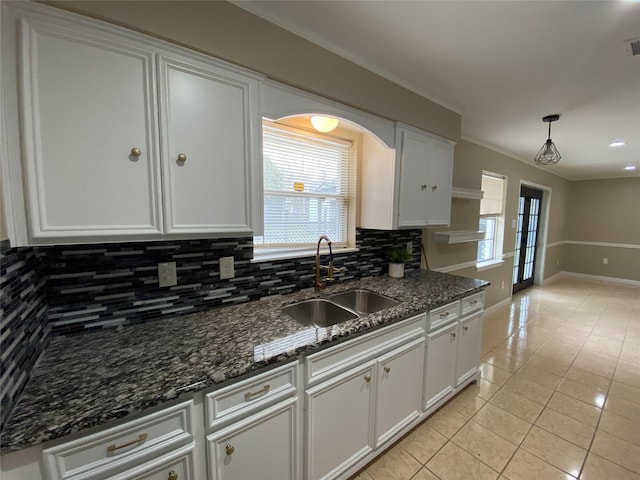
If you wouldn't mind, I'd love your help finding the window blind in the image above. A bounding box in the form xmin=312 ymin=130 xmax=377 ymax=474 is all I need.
xmin=480 ymin=174 xmax=505 ymax=216
xmin=256 ymin=122 xmax=354 ymax=248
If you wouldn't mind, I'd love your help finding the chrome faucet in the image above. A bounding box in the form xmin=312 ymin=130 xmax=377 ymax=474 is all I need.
xmin=315 ymin=235 xmax=345 ymax=292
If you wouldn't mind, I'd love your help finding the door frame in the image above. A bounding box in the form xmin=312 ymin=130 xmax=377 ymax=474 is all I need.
xmin=515 ymin=180 xmax=552 ymax=287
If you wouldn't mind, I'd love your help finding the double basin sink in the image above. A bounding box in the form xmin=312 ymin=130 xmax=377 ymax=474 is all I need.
xmin=282 ymin=290 xmax=399 ymax=328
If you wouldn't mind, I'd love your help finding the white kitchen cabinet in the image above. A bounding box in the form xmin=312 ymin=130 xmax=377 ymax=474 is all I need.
xmin=396 ymin=125 xmax=454 ymax=227
xmin=206 ymin=398 xmax=298 ymax=480
xmin=374 ymin=338 xmax=425 ymax=447
xmin=456 ymin=312 xmax=483 ymax=386
xmin=1 ymin=2 xmax=261 ymax=246
xmin=359 ymin=123 xmax=454 ymax=230
xmin=9 ymin=8 xmax=164 ymax=241
xmin=158 ymin=55 xmax=257 ymax=236
xmin=306 ymin=362 xmax=376 ymax=480
xmin=423 ymin=322 xmax=459 ymax=410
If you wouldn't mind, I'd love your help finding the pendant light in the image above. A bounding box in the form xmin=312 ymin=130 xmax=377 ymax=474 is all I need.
xmin=310 ymin=115 xmax=339 ymax=133
xmin=534 ymin=114 xmax=561 ymax=166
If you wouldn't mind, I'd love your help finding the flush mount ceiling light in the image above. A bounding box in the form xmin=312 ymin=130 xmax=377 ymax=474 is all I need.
xmin=624 ymin=165 xmax=636 ymax=171
xmin=534 ymin=114 xmax=561 ymax=166
xmin=310 ymin=115 xmax=339 ymax=133
xmin=610 ymin=140 xmax=626 ymax=147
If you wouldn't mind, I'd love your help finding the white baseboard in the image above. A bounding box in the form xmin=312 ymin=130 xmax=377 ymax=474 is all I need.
xmin=556 ymin=271 xmax=640 ymax=287
xmin=483 ymin=297 xmax=512 ymax=315
xmin=542 ymin=271 xmax=564 ymax=285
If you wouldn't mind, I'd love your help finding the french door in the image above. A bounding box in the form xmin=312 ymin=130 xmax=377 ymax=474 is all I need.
xmin=513 ymin=186 xmax=543 ymax=293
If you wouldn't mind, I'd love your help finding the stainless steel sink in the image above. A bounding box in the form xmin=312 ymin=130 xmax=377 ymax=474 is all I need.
xmin=282 ymin=299 xmax=359 ymax=328
xmin=329 ymin=289 xmax=399 ymax=314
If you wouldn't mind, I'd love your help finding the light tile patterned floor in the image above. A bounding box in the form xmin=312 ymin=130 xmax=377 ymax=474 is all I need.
xmin=352 ymin=276 xmax=640 ymax=480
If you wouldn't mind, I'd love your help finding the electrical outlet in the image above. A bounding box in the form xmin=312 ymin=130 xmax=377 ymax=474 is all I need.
xmin=158 ymin=262 xmax=177 ymax=287
xmin=501 ymin=280 xmax=505 ymax=289
xmin=406 ymin=241 xmax=413 ymax=254
xmin=556 ymin=259 xmax=560 ymax=267
xmin=220 ymin=256 xmax=235 ymax=279
xmin=602 ymin=257 xmax=608 ymax=265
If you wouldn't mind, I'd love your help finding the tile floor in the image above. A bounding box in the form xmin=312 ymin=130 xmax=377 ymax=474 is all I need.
xmin=352 ymin=276 xmax=640 ymax=480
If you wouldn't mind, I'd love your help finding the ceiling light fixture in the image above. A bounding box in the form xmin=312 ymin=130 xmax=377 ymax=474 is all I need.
xmin=534 ymin=114 xmax=561 ymax=166
xmin=624 ymin=165 xmax=636 ymax=171
xmin=610 ymin=140 xmax=626 ymax=147
xmin=310 ymin=115 xmax=339 ymax=133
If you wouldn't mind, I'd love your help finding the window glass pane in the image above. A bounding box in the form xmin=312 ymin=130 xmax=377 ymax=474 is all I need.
xmin=258 ymin=121 xmax=353 ymax=248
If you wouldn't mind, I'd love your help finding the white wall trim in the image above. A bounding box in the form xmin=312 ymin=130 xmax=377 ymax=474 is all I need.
xmin=558 ymin=271 xmax=640 ymax=286
xmin=483 ymin=297 xmax=512 ymax=315
xmin=542 ymin=271 xmax=564 ymax=285
xmin=431 ymin=260 xmax=477 ymax=274
xmin=502 ymin=251 xmax=515 ymax=259
xmin=544 ymin=240 xmax=639 ymax=249
xmin=566 ymin=240 xmax=640 ymax=250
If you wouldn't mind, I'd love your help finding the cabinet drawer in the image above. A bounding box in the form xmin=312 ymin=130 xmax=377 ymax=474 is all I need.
xmin=461 ymin=292 xmax=484 ymax=316
xmin=427 ymin=301 xmax=459 ymax=331
xmin=42 ymin=400 xmax=194 ymax=480
xmin=305 ymin=313 xmax=425 ymax=387
xmin=205 ymin=362 xmax=297 ymax=430
xmin=111 ymin=443 xmax=194 ymax=480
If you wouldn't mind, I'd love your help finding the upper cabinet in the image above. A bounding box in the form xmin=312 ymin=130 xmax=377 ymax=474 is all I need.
xmin=361 ymin=123 xmax=455 ymax=230
xmin=1 ymin=3 xmax=261 ymax=246
xmin=158 ymin=55 xmax=258 ymax=236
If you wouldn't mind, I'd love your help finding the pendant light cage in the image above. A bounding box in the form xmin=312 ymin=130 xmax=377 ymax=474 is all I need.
xmin=534 ymin=114 xmax=561 ymax=166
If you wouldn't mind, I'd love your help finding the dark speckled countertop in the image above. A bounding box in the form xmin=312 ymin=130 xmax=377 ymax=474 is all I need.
xmin=0 ymin=270 xmax=487 ymax=454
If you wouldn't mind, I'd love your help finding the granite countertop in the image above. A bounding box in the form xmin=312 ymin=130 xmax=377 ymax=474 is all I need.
xmin=0 ymin=270 xmax=488 ymax=454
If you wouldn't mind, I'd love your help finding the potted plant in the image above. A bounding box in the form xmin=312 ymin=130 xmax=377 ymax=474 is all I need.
xmin=386 ymin=247 xmax=412 ymax=278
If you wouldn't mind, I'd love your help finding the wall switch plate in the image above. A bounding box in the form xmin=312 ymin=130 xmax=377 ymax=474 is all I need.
xmin=220 ymin=256 xmax=235 ymax=279
xmin=406 ymin=241 xmax=413 ymax=254
xmin=602 ymin=257 xmax=608 ymax=265
xmin=512 ymin=219 xmax=517 ymax=228
xmin=158 ymin=262 xmax=177 ymax=287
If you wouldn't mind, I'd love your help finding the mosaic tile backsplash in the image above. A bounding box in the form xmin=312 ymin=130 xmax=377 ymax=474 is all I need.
xmin=0 ymin=241 xmax=50 ymax=427
xmin=0 ymin=229 xmax=421 ymax=427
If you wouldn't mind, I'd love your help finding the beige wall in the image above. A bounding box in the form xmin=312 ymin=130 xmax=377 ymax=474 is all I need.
xmin=46 ymin=1 xmax=460 ymax=142
xmin=424 ymin=140 xmax=571 ymax=307
xmin=564 ymin=178 xmax=640 ymax=281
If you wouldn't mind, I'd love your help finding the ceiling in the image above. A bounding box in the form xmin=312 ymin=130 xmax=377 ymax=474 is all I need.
xmin=236 ymin=0 xmax=640 ymax=181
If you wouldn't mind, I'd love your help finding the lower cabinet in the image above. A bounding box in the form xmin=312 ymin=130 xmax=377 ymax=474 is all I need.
xmin=456 ymin=312 xmax=483 ymax=386
xmin=306 ymin=362 xmax=376 ymax=480
xmin=423 ymin=322 xmax=458 ymax=410
xmin=374 ymin=338 xmax=425 ymax=447
xmin=206 ymin=398 xmax=298 ymax=480
xmin=305 ymin=314 xmax=427 ymax=480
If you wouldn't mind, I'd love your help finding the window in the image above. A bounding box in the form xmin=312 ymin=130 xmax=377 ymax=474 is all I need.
xmin=477 ymin=172 xmax=507 ymax=267
xmin=254 ymin=120 xmax=355 ymax=256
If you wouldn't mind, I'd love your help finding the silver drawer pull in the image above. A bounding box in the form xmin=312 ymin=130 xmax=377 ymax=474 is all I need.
xmin=107 ymin=433 xmax=147 ymax=453
xmin=245 ymin=384 xmax=270 ymax=400
xmin=439 ymin=312 xmax=450 ymax=318
xmin=463 ymin=325 xmax=469 ymax=331
xmin=451 ymin=332 xmax=457 ymax=339
xmin=470 ymin=300 xmax=478 ymax=305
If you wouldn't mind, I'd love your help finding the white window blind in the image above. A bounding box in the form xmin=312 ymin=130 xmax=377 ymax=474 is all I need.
xmin=480 ymin=174 xmax=505 ymax=216
xmin=255 ymin=121 xmax=354 ymax=248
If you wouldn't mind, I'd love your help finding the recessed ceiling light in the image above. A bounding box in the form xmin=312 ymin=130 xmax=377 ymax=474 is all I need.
xmin=624 ymin=165 xmax=636 ymax=171
xmin=610 ymin=140 xmax=626 ymax=147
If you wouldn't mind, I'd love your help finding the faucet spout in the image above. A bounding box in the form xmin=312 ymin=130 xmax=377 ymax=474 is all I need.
xmin=315 ymin=235 xmax=336 ymax=292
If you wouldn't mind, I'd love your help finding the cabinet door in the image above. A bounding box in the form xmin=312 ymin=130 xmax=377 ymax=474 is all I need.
xmin=207 ymin=398 xmax=297 ymax=480
xmin=306 ymin=362 xmax=375 ymax=480
xmin=424 ymin=323 xmax=458 ymax=410
xmin=397 ymin=129 xmax=429 ymax=228
xmin=375 ymin=338 xmax=425 ymax=447
xmin=18 ymin=17 xmax=163 ymax=240
xmin=456 ymin=313 xmax=484 ymax=386
xmin=425 ymin=139 xmax=453 ymax=226
xmin=159 ymin=55 xmax=258 ymax=235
